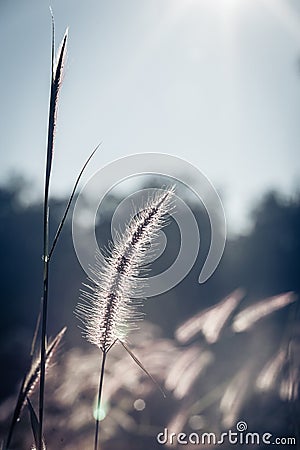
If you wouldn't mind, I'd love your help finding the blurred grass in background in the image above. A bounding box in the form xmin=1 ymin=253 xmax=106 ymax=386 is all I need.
xmin=0 ymin=180 xmax=299 ymax=449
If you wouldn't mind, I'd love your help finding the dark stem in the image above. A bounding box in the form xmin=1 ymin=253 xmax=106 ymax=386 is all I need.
xmin=94 ymin=351 xmax=107 ymax=450
xmin=38 ymin=102 xmax=52 ymax=450
xmin=38 ymin=14 xmax=56 ymax=449
xmin=38 ymin=256 xmax=49 ymax=450
xmin=38 ymin=173 xmax=51 ymax=450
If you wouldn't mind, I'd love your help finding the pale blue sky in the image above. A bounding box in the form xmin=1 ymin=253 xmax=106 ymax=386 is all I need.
xmin=1 ymin=0 xmax=300 ymax=233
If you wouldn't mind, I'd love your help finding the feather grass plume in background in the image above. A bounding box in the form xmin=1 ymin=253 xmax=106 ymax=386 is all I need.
xmin=75 ymin=187 xmax=174 ymax=449
xmin=4 ymin=328 xmax=66 ymax=449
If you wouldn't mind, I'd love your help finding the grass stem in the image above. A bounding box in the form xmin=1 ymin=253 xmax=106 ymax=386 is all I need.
xmin=38 ymin=17 xmax=68 ymax=450
xmin=38 ymin=13 xmax=56 ymax=450
xmin=94 ymin=351 xmax=107 ymax=450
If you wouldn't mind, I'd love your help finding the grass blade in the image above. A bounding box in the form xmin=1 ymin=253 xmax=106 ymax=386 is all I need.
xmin=4 ymin=374 xmax=27 ymax=449
xmin=31 ymin=309 xmax=42 ymax=357
xmin=48 ymin=142 xmax=101 ymax=260
xmin=27 ymin=398 xmax=46 ymax=450
xmin=119 ymin=340 xmax=166 ymax=398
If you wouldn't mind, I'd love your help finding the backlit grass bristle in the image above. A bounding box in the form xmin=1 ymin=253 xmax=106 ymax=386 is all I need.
xmin=75 ymin=187 xmax=175 ymax=352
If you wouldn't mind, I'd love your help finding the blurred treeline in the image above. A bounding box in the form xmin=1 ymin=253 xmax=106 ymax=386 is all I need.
xmin=0 ymin=178 xmax=299 ymax=404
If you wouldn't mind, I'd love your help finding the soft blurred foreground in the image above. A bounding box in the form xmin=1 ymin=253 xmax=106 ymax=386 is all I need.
xmin=0 ymin=181 xmax=299 ymax=449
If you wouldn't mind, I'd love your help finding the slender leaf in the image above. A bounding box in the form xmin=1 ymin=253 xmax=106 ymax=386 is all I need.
xmin=49 ymin=142 xmax=101 ymax=260
xmin=27 ymin=398 xmax=46 ymax=450
xmin=119 ymin=340 xmax=166 ymax=398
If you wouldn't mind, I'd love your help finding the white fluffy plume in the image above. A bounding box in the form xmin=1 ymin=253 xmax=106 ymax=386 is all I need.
xmin=75 ymin=187 xmax=174 ymax=352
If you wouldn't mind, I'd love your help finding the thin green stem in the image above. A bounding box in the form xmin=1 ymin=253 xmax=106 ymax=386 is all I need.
xmin=94 ymin=351 xmax=107 ymax=450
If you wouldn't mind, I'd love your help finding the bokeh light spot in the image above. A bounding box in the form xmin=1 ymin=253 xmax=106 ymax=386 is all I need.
xmin=93 ymin=402 xmax=107 ymax=421
xmin=133 ymin=398 xmax=146 ymax=411
xmin=189 ymin=415 xmax=206 ymax=430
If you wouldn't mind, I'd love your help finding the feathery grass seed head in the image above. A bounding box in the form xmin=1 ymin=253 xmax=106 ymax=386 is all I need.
xmin=75 ymin=187 xmax=175 ymax=352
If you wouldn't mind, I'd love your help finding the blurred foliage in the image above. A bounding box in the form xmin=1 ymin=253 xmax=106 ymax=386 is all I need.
xmin=0 ymin=180 xmax=299 ymax=449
